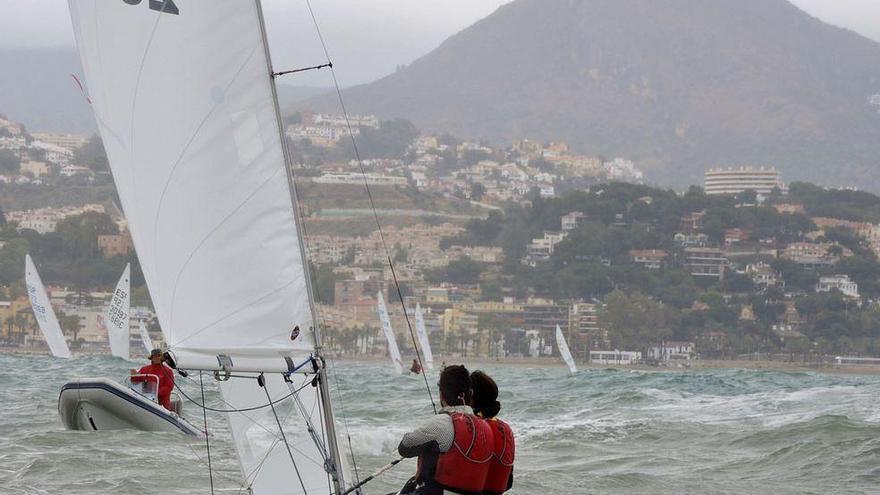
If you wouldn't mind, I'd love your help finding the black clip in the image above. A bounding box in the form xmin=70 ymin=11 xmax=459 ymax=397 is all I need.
xmin=257 ymin=373 xmax=266 ymax=388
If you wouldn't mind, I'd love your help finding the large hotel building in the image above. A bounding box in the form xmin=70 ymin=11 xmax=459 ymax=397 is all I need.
xmin=704 ymin=167 xmax=785 ymax=196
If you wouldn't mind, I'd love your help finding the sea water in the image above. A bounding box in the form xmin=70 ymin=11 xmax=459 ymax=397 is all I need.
xmin=2 ymin=354 xmax=880 ymax=494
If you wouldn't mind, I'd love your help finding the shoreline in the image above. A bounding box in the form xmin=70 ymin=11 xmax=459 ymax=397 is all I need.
xmin=330 ymin=354 xmax=880 ymax=376
xmin=5 ymin=347 xmax=880 ymax=376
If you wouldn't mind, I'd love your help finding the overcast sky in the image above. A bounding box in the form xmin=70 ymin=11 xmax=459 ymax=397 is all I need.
xmin=2 ymin=0 xmax=879 ymax=87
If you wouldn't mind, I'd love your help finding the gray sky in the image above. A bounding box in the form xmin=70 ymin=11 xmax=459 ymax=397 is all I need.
xmin=2 ymin=0 xmax=879 ymax=86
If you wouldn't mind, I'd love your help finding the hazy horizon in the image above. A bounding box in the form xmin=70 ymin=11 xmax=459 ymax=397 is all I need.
xmin=2 ymin=0 xmax=879 ymax=87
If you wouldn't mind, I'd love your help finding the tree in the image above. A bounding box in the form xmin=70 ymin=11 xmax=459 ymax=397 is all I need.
xmin=599 ymin=291 xmax=676 ymax=351
xmin=471 ymin=183 xmax=486 ymax=201
xmin=309 ymin=263 xmax=338 ymax=305
xmin=0 ymin=149 xmax=20 ymax=174
xmin=55 ymin=212 xmax=118 ymax=260
xmin=74 ymin=135 xmax=109 ymax=172
xmin=426 ymin=257 xmax=486 ymax=285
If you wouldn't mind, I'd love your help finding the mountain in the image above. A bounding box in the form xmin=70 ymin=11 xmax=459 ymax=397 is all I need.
xmin=300 ymin=0 xmax=880 ymax=190
xmin=0 ymin=47 xmax=328 ymax=135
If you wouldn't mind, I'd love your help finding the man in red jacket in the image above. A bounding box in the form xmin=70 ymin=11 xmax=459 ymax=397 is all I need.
xmin=131 ymin=348 xmax=175 ymax=411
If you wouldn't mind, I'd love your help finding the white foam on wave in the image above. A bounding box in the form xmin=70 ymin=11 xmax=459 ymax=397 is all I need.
xmin=636 ymin=384 xmax=880 ymax=428
xmin=342 ymin=425 xmax=410 ymax=456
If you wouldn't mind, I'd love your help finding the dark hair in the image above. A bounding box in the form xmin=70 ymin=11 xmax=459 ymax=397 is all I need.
xmin=470 ymin=370 xmax=501 ymax=418
xmin=439 ymin=364 xmax=472 ymax=406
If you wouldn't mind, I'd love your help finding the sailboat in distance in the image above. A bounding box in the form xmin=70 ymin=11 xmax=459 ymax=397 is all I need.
xmin=556 ymin=324 xmax=578 ymax=374
xmin=378 ymin=291 xmax=405 ymax=374
xmin=68 ymin=1 xmax=348 ymax=492
xmin=105 ymin=264 xmax=131 ymax=360
xmin=415 ymin=303 xmax=434 ymax=370
xmin=25 ymin=255 xmax=71 ymax=359
xmin=137 ymin=320 xmax=153 ymax=355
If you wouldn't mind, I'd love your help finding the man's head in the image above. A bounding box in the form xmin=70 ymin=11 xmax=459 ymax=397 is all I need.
xmin=438 ymin=364 xmax=471 ymax=407
xmin=149 ymin=348 xmax=163 ymax=365
xmin=470 ymin=370 xmax=500 ymax=418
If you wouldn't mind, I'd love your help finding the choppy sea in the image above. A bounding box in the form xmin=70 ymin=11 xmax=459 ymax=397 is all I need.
xmin=2 ymin=354 xmax=880 ymax=494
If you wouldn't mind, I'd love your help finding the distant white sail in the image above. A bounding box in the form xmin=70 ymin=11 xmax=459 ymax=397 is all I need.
xmin=106 ymin=264 xmax=131 ymax=360
xmin=25 ymin=255 xmax=71 ymax=359
xmin=69 ymin=1 xmax=345 ymax=493
xmin=556 ymin=325 xmax=577 ymax=374
xmin=377 ymin=292 xmax=404 ymax=374
xmin=138 ymin=320 xmax=153 ymax=355
xmin=415 ymin=303 xmax=433 ymax=370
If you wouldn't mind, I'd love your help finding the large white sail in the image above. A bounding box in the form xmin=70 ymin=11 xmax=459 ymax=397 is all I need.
xmin=415 ymin=303 xmax=434 ymax=370
xmin=138 ymin=320 xmax=153 ymax=355
xmin=25 ymin=255 xmax=71 ymax=359
xmin=68 ymin=2 xmax=344 ymax=493
xmin=377 ymin=292 xmax=404 ymax=374
xmin=556 ymin=325 xmax=578 ymax=374
xmin=106 ymin=264 xmax=131 ymax=360
xmin=68 ymin=0 xmax=314 ymax=371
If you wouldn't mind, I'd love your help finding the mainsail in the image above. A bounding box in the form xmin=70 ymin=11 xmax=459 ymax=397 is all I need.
xmin=25 ymin=255 xmax=71 ymax=359
xmin=138 ymin=320 xmax=153 ymax=355
xmin=414 ymin=303 xmax=434 ymax=370
xmin=106 ymin=264 xmax=131 ymax=360
xmin=556 ymin=325 xmax=578 ymax=374
xmin=68 ymin=1 xmax=344 ymax=493
xmin=377 ymin=292 xmax=404 ymax=374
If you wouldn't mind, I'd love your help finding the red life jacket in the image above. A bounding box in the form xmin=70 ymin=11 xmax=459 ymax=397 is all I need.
xmin=483 ymin=418 xmax=515 ymax=494
xmin=432 ymin=412 xmax=493 ymax=494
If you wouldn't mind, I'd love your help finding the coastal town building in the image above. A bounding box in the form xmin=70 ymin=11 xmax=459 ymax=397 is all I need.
xmin=648 ymin=342 xmax=695 ymax=361
xmin=816 ymin=275 xmax=859 ymax=300
xmin=683 ymin=248 xmax=729 ymax=279
xmin=629 ymin=249 xmax=669 ymax=269
xmin=524 ymin=231 xmax=568 ymax=266
xmin=704 ymin=167 xmax=785 ymax=196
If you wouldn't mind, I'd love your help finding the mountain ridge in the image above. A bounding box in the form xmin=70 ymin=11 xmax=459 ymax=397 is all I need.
xmin=300 ymin=0 xmax=880 ymax=189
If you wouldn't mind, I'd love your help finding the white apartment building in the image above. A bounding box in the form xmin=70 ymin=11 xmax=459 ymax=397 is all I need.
xmin=704 ymin=167 xmax=785 ymax=196
xmin=816 ymin=275 xmax=860 ymax=299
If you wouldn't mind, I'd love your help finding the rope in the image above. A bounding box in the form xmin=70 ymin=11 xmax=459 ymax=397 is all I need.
xmin=259 ymin=373 xmax=308 ymax=494
xmin=175 ymin=376 xmax=313 ymax=413
xmin=199 ymin=371 xmax=216 ymax=495
xmin=303 ymin=0 xmax=437 ymax=415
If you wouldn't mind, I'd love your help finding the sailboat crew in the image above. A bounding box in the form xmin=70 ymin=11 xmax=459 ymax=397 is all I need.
xmin=410 ymin=359 xmax=423 ymax=375
xmin=130 ymin=349 xmax=175 ymax=411
xmin=397 ymin=365 xmax=493 ymax=495
xmin=471 ymin=371 xmax=515 ymax=494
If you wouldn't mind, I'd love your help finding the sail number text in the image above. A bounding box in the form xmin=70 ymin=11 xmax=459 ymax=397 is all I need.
xmin=122 ymin=0 xmax=179 ymax=15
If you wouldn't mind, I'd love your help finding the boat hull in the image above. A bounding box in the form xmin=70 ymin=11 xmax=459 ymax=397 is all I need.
xmin=58 ymin=378 xmax=202 ymax=436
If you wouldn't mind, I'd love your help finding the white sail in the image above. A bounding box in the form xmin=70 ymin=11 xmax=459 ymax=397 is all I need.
xmin=377 ymin=292 xmax=403 ymax=374
xmin=68 ymin=2 xmax=344 ymax=493
xmin=138 ymin=320 xmax=153 ymax=355
xmin=219 ymin=373 xmax=334 ymax=494
xmin=106 ymin=264 xmax=131 ymax=360
xmin=25 ymin=255 xmax=71 ymax=359
xmin=68 ymin=0 xmax=313 ymax=372
xmin=556 ymin=325 xmax=577 ymax=374
xmin=414 ymin=303 xmax=433 ymax=370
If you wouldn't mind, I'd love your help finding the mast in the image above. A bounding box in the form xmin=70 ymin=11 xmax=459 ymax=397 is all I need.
xmin=253 ymin=1 xmax=346 ymax=492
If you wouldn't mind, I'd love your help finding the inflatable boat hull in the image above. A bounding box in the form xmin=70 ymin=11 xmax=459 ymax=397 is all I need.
xmin=58 ymin=378 xmax=202 ymax=436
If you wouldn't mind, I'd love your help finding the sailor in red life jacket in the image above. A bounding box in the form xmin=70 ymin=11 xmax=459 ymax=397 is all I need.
xmin=397 ymin=364 xmax=494 ymax=495
xmin=130 ymin=348 xmax=175 ymax=411
xmin=470 ymin=371 xmax=515 ymax=495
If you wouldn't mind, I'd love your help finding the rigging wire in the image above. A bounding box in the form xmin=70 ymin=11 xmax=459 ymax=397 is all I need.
xmin=302 ymin=0 xmax=437 ymax=415
xmin=260 ymin=373 xmax=308 ymax=495
xmin=199 ymin=371 xmax=216 ymax=495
